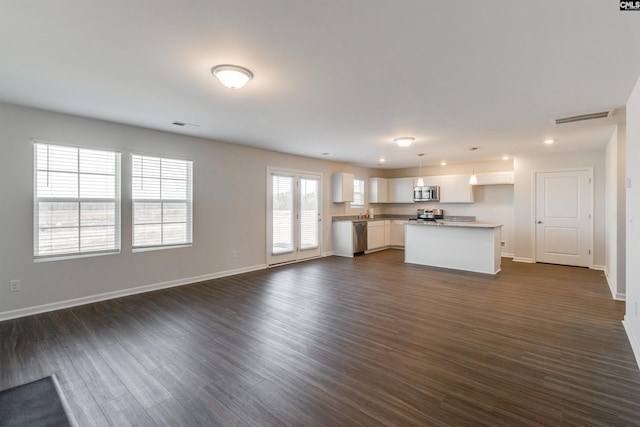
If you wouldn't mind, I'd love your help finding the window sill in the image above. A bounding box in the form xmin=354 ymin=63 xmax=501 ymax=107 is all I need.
xmin=132 ymin=244 xmax=192 ymax=253
xmin=34 ymin=250 xmax=120 ymax=263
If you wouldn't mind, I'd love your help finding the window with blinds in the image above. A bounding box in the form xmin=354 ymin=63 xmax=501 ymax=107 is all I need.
xmin=34 ymin=142 xmax=121 ymax=259
xmin=300 ymin=178 xmax=319 ymax=250
xmin=132 ymin=154 xmax=193 ymax=249
xmin=351 ymin=179 xmax=365 ymax=207
xmin=271 ymin=174 xmax=294 ymax=254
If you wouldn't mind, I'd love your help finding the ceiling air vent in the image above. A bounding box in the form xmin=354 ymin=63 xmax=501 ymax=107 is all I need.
xmin=554 ymin=111 xmax=611 ymax=125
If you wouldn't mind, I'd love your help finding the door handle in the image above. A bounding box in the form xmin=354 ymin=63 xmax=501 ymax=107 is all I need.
xmin=537 ymin=221 xmax=543 ymax=224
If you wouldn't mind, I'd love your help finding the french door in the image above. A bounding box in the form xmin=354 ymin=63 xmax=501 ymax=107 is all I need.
xmin=267 ymin=168 xmax=322 ymax=265
xmin=534 ymin=169 xmax=593 ymax=267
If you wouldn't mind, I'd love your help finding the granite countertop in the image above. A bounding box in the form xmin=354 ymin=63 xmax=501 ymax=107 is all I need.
xmin=405 ymin=221 xmax=503 ymax=229
xmin=331 ymin=215 xmax=409 ymax=222
xmin=332 ymin=215 xmax=480 ymax=223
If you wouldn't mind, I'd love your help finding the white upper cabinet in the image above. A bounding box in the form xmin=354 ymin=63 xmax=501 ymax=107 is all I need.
xmin=475 ymin=171 xmax=514 ymax=185
xmin=388 ymin=177 xmax=415 ymax=203
xmin=332 ymin=172 xmax=354 ymax=202
xmin=369 ymin=177 xmax=389 ymax=203
xmin=414 ymin=176 xmax=440 ymax=187
xmin=439 ymin=174 xmax=474 ymax=203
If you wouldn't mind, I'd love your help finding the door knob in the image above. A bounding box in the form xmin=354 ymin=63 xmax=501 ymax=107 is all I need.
xmin=537 ymin=221 xmax=543 ymax=224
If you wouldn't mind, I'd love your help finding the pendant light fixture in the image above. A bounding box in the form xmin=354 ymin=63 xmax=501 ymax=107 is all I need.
xmin=211 ymin=64 xmax=254 ymax=89
xmin=469 ymin=147 xmax=478 ymax=185
xmin=416 ymin=153 xmax=425 ymax=187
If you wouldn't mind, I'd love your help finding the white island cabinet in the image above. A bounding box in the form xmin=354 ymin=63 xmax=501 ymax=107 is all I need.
xmin=405 ymin=222 xmax=502 ymax=274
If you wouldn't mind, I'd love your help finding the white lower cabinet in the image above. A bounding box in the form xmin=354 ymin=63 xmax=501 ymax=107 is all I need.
xmin=367 ymin=221 xmax=386 ymax=250
xmin=390 ymin=220 xmax=406 ymax=247
xmin=384 ymin=220 xmax=391 ymax=246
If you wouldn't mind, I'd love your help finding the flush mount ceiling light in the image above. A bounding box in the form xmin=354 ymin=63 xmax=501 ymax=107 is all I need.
xmin=211 ymin=64 xmax=253 ymax=89
xmin=394 ymin=137 xmax=414 ymax=147
xmin=544 ymin=139 xmax=556 ymax=145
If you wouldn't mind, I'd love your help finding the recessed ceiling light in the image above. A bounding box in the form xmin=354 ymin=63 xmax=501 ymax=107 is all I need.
xmin=502 ymin=155 xmax=509 ymax=160
xmin=378 ymin=158 xmax=386 ymax=163
xmin=211 ymin=64 xmax=253 ymax=89
xmin=394 ymin=137 xmax=414 ymax=147
xmin=172 ymin=121 xmax=200 ymax=128
xmin=440 ymin=161 xmax=447 ymax=166
xmin=544 ymin=139 xmax=556 ymax=145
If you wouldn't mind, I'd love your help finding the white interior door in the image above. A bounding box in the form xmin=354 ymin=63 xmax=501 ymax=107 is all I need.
xmin=267 ymin=169 xmax=321 ymax=266
xmin=535 ymin=169 xmax=593 ymax=267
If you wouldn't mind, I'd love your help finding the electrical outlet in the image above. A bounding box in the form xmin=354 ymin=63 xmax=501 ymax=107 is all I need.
xmin=9 ymin=280 xmax=21 ymax=292
xmin=500 ymin=241 xmax=506 ymax=247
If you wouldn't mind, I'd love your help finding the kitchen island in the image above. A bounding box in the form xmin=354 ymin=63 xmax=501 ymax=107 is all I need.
xmin=405 ymin=221 xmax=503 ymax=274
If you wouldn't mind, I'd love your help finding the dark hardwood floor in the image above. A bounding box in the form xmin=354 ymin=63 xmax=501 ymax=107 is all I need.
xmin=2 ymin=250 xmax=639 ymax=426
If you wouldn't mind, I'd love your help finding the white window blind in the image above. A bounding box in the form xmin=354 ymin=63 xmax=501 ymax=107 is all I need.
xmin=351 ymin=179 xmax=365 ymax=207
xmin=300 ymin=178 xmax=319 ymax=250
xmin=34 ymin=142 xmax=121 ymax=258
xmin=271 ymin=174 xmax=294 ymax=255
xmin=132 ymin=154 xmax=193 ymax=249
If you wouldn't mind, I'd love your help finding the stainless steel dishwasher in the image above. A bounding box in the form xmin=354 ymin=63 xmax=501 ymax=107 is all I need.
xmin=352 ymin=221 xmax=367 ymax=255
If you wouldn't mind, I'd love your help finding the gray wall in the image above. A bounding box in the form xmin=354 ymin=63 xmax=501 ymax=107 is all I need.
xmin=625 ymin=76 xmax=640 ymax=367
xmin=512 ymin=150 xmax=607 ymax=266
xmin=0 ymin=103 xmax=375 ymax=317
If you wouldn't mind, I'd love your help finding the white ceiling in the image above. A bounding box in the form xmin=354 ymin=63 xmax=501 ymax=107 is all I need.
xmin=1 ymin=1 xmax=639 ymax=168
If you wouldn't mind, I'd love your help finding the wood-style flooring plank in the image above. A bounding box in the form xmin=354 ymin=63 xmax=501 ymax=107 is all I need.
xmin=101 ymin=393 xmax=158 ymax=427
xmin=2 ymin=250 xmax=640 ymax=426
xmin=63 ymin=383 xmax=111 ymax=427
xmin=97 ymin=342 xmax=172 ymax=409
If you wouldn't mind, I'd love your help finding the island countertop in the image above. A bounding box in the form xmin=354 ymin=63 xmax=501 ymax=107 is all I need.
xmin=405 ymin=221 xmax=503 ymax=229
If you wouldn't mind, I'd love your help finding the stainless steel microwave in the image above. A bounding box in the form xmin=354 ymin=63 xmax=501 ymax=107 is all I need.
xmin=413 ymin=186 xmax=440 ymax=202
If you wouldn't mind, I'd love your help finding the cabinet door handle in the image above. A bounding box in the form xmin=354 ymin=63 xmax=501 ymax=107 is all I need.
xmin=537 ymin=221 xmax=543 ymax=224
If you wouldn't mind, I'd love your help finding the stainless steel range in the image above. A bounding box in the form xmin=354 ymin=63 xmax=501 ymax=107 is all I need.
xmin=410 ymin=208 xmax=444 ymax=222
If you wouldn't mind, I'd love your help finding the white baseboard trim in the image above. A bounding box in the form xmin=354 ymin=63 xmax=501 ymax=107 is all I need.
xmin=501 ymin=253 xmax=514 ymax=259
xmin=623 ymin=317 xmax=640 ymax=370
xmin=322 ymin=250 xmax=334 ymax=257
xmin=513 ymin=257 xmax=534 ymax=263
xmin=602 ymin=267 xmax=626 ymax=301
xmin=592 ymin=264 xmax=605 ymax=271
xmin=0 ymin=263 xmax=267 ymax=322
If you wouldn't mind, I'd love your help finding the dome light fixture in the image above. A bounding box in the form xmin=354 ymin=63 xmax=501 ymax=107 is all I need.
xmin=211 ymin=64 xmax=254 ymax=89
xmin=394 ymin=136 xmax=414 ymax=147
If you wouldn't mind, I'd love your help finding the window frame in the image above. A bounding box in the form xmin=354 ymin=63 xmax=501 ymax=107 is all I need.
xmin=131 ymin=153 xmax=193 ymax=251
xmin=33 ymin=141 xmax=121 ymax=261
xmin=350 ymin=178 xmax=365 ymax=208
